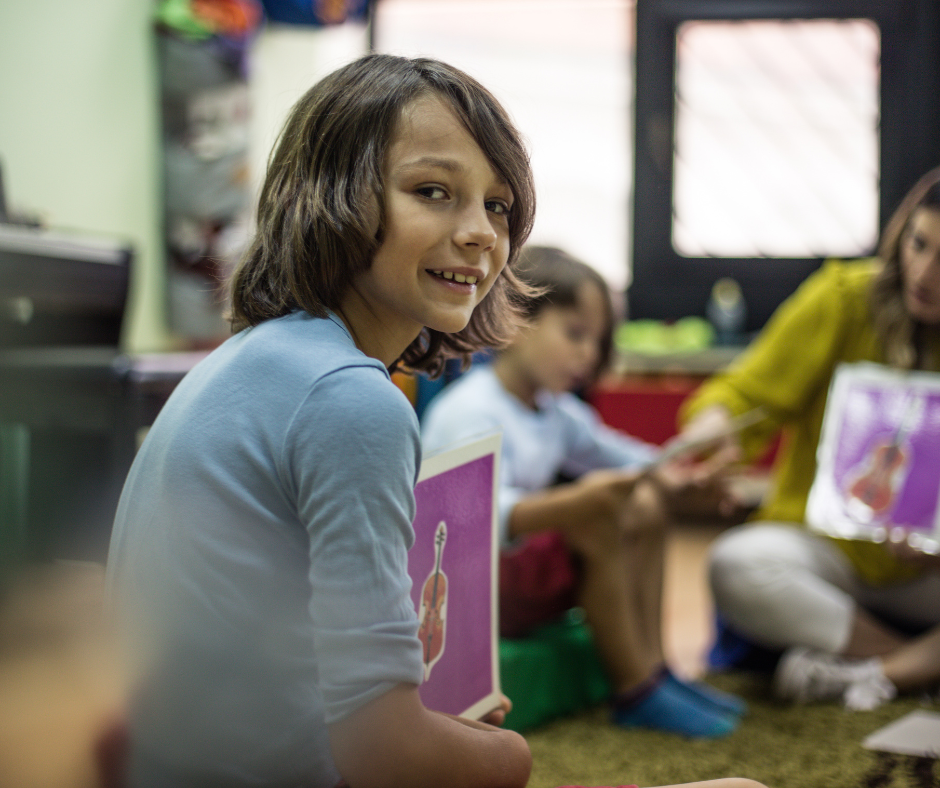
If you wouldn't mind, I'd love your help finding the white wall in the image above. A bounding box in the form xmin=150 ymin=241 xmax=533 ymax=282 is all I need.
xmin=0 ymin=0 xmax=167 ymax=352
xmin=0 ymin=4 xmax=369 ymax=353
xmin=375 ymin=0 xmax=634 ymax=292
xmin=249 ymin=24 xmax=369 ymax=208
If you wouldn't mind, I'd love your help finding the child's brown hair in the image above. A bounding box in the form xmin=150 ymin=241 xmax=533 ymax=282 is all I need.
xmin=515 ymin=245 xmax=615 ymax=380
xmin=229 ymin=54 xmax=537 ymax=376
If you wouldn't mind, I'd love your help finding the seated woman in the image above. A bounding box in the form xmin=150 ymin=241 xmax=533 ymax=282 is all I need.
xmin=677 ymin=166 xmax=940 ymax=710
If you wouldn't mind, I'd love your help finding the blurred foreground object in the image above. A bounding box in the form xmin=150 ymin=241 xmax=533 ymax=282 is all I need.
xmin=0 ymin=562 xmax=127 ymax=788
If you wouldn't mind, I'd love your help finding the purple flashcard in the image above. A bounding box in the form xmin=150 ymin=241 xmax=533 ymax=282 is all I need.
xmin=409 ymin=433 xmax=501 ymax=720
xmin=807 ymin=363 xmax=940 ymax=549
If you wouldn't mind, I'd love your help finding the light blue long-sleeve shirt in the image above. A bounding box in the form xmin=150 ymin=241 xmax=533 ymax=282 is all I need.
xmin=107 ymin=311 xmax=425 ymax=788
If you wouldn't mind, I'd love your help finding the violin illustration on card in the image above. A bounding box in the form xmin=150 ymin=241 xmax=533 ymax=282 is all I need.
xmin=807 ymin=363 xmax=940 ymax=546
xmin=416 ymin=522 xmax=448 ymax=680
xmin=845 ymin=394 xmax=923 ymax=523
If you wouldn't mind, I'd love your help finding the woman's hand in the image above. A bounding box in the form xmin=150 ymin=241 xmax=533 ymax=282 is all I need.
xmin=667 ymin=405 xmax=744 ymax=481
xmin=652 ymin=406 xmax=746 ymax=518
xmin=885 ymin=527 xmax=940 ymax=571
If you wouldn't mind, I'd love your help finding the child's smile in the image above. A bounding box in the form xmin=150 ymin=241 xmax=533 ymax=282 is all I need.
xmin=341 ymin=94 xmax=513 ymax=364
xmin=429 ymin=269 xmax=479 ymax=286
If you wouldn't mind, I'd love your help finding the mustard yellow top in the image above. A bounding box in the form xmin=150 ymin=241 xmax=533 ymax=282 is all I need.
xmin=680 ymin=259 xmax=933 ymax=586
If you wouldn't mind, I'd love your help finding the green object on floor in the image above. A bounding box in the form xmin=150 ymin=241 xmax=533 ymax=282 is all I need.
xmin=499 ymin=609 xmax=611 ymax=732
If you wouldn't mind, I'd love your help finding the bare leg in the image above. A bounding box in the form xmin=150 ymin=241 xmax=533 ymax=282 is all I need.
xmin=562 ymin=475 xmax=688 ymax=695
xmin=567 ymin=515 xmax=661 ymax=693
xmin=776 ymin=614 xmax=940 ymax=707
xmin=563 ymin=479 xmax=671 ymax=693
xmin=840 ymin=608 xmax=907 ymax=658
xmin=560 ymin=479 xmax=739 ymax=736
xmin=625 ymin=481 xmax=668 ymax=667
xmin=879 ymin=624 xmax=940 ymax=691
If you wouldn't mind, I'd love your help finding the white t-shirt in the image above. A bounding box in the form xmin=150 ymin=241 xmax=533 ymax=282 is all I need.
xmin=421 ymin=364 xmax=658 ymax=545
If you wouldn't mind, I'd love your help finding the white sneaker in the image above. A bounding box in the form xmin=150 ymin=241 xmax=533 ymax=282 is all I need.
xmin=844 ymin=672 xmax=897 ymax=711
xmin=774 ymin=647 xmax=893 ymax=708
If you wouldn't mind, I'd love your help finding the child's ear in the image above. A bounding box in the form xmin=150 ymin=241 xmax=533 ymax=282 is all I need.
xmin=361 ymin=188 xmax=383 ymax=244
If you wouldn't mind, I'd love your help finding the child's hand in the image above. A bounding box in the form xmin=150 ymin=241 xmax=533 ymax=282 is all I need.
xmin=653 ymin=406 xmax=746 ymax=518
xmin=651 ymin=458 xmax=742 ymax=519
xmin=576 ymin=468 xmax=671 ymax=536
xmin=506 ymin=469 xmax=649 ymax=543
xmin=575 ymin=468 xmax=656 ymax=533
xmin=579 ymin=467 xmax=641 ymax=493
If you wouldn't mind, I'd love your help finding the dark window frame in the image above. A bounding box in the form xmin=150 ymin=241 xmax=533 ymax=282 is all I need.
xmin=630 ymin=0 xmax=940 ymax=331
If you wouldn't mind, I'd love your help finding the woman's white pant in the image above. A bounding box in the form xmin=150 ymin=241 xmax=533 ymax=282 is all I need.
xmin=708 ymin=523 xmax=940 ymax=653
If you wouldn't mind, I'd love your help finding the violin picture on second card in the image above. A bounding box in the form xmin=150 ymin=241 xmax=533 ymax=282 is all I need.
xmin=409 ymin=432 xmax=502 ymax=721
xmin=807 ymin=362 xmax=940 ymax=552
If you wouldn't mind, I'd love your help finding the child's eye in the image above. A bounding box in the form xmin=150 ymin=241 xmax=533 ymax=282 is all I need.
xmin=565 ymin=325 xmax=588 ymax=343
xmin=485 ymin=199 xmax=512 ymax=216
xmin=564 ymin=321 xmax=588 ymax=342
xmin=416 ymin=185 xmax=448 ymax=201
xmin=909 ymin=235 xmax=927 ymax=252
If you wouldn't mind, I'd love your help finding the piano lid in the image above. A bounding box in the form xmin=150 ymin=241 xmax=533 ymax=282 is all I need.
xmin=0 ymin=223 xmax=132 ymax=348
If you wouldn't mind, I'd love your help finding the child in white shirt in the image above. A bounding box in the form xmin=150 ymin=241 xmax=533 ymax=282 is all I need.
xmin=422 ymin=246 xmax=744 ymax=738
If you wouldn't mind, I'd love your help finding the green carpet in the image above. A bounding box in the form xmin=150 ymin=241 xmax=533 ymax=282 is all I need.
xmin=523 ymin=671 xmax=938 ymax=788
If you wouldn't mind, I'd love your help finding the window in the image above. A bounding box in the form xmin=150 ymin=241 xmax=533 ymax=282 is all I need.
xmin=673 ymin=19 xmax=880 ymax=259
xmin=631 ymin=0 xmax=940 ymax=331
